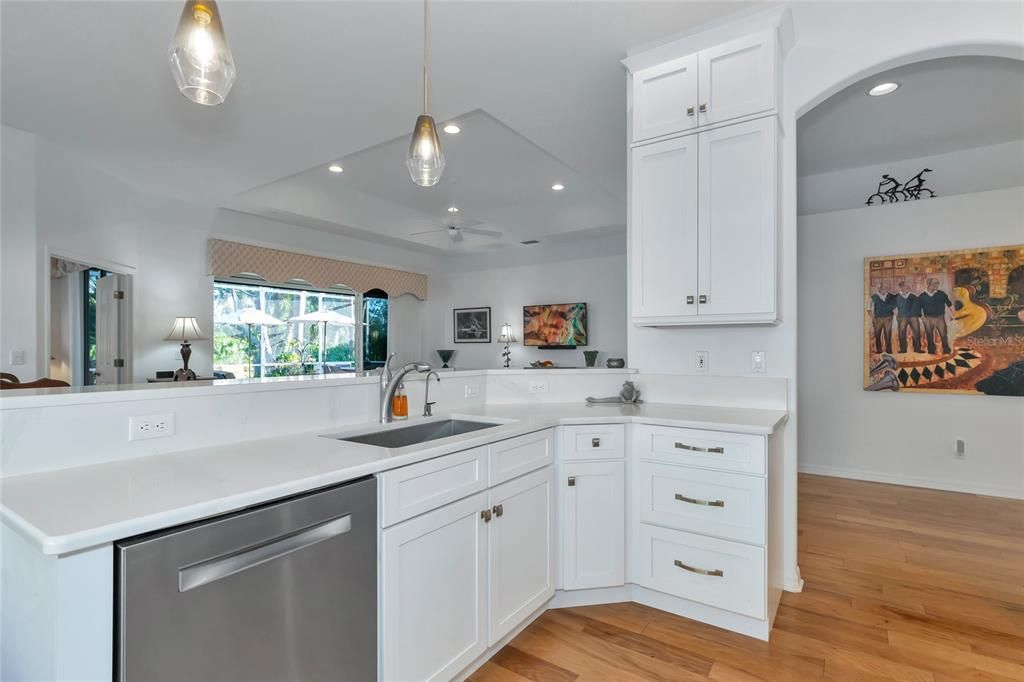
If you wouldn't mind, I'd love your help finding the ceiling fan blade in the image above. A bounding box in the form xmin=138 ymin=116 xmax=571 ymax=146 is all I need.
xmin=461 ymin=227 xmax=503 ymax=238
xmin=453 ymin=218 xmax=483 ymax=229
xmin=450 ymin=229 xmax=465 ymax=243
xmin=409 ymin=229 xmax=446 ymax=237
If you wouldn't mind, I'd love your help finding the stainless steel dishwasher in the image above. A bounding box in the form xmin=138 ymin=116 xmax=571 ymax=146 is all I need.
xmin=116 ymin=476 xmax=377 ymax=682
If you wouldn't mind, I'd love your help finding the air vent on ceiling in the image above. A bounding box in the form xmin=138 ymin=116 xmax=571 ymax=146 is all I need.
xmin=520 ymin=239 xmax=540 ymax=245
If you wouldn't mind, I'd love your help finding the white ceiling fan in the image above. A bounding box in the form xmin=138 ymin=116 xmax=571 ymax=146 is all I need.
xmin=409 ymin=217 xmax=502 ymax=243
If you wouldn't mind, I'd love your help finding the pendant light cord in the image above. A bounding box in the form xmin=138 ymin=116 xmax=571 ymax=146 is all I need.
xmin=422 ymin=0 xmax=429 ymax=114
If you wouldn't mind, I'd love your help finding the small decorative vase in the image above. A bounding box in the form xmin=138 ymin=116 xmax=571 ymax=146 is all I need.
xmin=606 ymin=357 xmax=625 ymax=369
xmin=583 ymin=350 xmax=599 ymax=367
xmin=436 ymin=349 xmax=455 ymax=369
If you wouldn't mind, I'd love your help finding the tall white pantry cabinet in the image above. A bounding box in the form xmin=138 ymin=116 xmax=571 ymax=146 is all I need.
xmin=625 ymin=25 xmax=783 ymax=326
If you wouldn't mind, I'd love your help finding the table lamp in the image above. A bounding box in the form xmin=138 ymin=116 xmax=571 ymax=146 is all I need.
xmin=498 ymin=322 xmax=516 ymax=369
xmin=165 ymin=316 xmax=207 ymax=381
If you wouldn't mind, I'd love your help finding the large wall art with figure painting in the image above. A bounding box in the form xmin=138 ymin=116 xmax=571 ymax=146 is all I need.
xmin=864 ymin=245 xmax=1024 ymax=396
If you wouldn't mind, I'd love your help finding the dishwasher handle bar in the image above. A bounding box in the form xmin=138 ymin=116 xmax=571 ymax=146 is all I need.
xmin=178 ymin=514 xmax=352 ymax=592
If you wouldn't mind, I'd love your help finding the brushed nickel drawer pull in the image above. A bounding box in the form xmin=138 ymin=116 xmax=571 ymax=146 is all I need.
xmin=591 ymin=437 xmax=601 ymax=447
xmin=674 ymin=442 xmax=725 ymax=454
xmin=568 ymin=476 xmax=576 ymax=487
xmin=492 ymin=504 xmax=504 ymax=518
xmin=674 ymin=559 xmax=723 ymax=577
xmin=686 ymin=105 xmax=695 ymax=116
xmin=686 ymin=295 xmax=695 ymax=304
xmin=675 ymin=493 xmax=725 ymax=507
xmin=481 ymin=509 xmax=492 ymax=523
xmin=698 ymin=102 xmax=708 ymax=113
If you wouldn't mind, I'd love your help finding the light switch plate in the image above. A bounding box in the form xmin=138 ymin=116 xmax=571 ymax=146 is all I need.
xmin=695 ymin=351 xmax=709 ymax=373
xmin=752 ymin=351 xmax=766 ymax=373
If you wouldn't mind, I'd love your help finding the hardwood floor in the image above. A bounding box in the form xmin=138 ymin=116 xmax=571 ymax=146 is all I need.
xmin=469 ymin=474 xmax=1024 ymax=681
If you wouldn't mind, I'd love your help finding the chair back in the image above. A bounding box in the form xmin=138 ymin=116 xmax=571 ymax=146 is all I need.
xmin=0 ymin=372 xmax=20 ymax=384
xmin=0 ymin=377 xmax=71 ymax=390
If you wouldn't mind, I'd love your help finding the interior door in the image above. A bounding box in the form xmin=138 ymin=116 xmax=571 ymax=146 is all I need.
xmin=561 ymin=461 xmax=625 ymax=590
xmin=697 ymin=30 xmax=776 ymax=126
xmin=631 ymin=54 xmax=699 ymax=143
xmin=631 ymin=136 xmax=699 ymax=322
xmin=94 ymin=274 xmax=122 ymax=384
xmin=381 ymin=492 xmax=488 ymax=682
xmin=697 ymin=117 xmax=777 ymax=319
xmin=487 ymin=467 xmax=554 ymax=645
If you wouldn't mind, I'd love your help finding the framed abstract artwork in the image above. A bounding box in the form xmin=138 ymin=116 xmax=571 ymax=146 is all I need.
xmin=453 ymin=307 xmax=491 ymax=343
xmin=864 ymin=245 xmax=1024 ymax=395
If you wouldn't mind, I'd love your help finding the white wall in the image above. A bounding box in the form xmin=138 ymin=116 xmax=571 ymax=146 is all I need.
xmin=798 ymin=186 xmax=1024 ymax=498
xmin=424 ymin=253 xmax=627 ymax=370
xmin=799 ymin=139 xmax=1024 ymax=216
xmin=0 ymin=126 xmax=38 ymax=377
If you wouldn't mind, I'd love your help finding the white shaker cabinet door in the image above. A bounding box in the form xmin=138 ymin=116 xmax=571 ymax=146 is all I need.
xmin=487 ymin=467 xmax=555 ymax=646
xmin=631 ymin=54 xmax=699 ymax=143
xmin=561 ymin=461 xmax=625 ymax=590
xmin=381 ymin=492 xmax=488 ymax=682
xmin=697 ymin=30 xmax=776 ymax=126
xmin=697 ymin=117 xmax=777 ymax=320
xmin=631 ymin=135 xmax=699 ymax=323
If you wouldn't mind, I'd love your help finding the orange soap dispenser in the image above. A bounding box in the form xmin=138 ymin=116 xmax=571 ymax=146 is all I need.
xmin=392 ymin=382 xmax=409 ymax=420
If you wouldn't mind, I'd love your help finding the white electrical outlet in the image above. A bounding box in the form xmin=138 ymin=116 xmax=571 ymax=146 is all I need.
xmin=955 ymin=439 xmax=966 ymax=458
xmin=751 ymin=351 xmax=766 ymax=373
xmin=130 ymin=413 xmax=175 ymax=441
xmin=10 ymin=349 xmax=25 ymax=366
xmin=695 ymin=351 xmax=709 ymax=373
xmin=528 ymin=380 xmax=549 ymax=394
xmin=464 ymin=383 xmax=480 ymax=398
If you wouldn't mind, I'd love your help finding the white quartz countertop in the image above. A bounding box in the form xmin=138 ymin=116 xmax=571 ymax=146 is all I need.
xmin=1 ymin=402 xmax=786 ymax=555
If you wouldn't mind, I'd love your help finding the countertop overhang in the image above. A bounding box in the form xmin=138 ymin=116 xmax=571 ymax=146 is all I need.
xmin=1 ymin=402 xmax=787 ymax=555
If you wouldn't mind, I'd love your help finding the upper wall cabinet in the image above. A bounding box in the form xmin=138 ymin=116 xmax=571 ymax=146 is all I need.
xmin=625 ymin=20 xmax=783 ymax=326
xmin=630 ymin=30 xmax=777 ymax=145
xmin=632 ymin=55 xmax=699 ymax=143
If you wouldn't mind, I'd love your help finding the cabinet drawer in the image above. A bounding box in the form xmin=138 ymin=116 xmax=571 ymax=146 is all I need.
xmin=635 ymin=425 xmax=765 ymax=475
xmin=561 ymin=425 xmax=625 ymax=460
xmin=636 ymin=462 xmax=765 ymax=545
xmin=380 ymin=447 xmax=488 ymax=527
xmin=635 ymin=524 xmax=765 ymax=619
xmin=489 ymin=430 xmax=554 ymax=486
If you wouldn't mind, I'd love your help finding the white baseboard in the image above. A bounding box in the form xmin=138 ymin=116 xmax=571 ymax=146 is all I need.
xmin=798 ymin=463 xmax=1023 ymax=500
xmin=783 ymin=565 xmax=804 ymax=593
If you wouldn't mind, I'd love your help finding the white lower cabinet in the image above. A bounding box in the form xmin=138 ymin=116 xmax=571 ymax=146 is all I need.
xmin=560 ymin=460 xmax=625 ymax=590
xmin=381 ymin=492 xmax=488 ymax=682
xmin=487 ymin=468 xmax=555 ymax=645
xmin=380 ymin=430 xmax=555 ymax=681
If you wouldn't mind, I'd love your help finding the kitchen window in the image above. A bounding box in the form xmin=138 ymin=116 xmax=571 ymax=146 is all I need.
xmin=213 ymin=280 xmax=385 ymax=378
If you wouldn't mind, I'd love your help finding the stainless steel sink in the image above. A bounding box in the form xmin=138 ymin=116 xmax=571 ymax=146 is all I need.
xmin=335 ymin=419 xmax=502 ymax=449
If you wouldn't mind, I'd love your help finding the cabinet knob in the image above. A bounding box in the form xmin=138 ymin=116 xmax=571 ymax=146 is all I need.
xmin=481 ymin=509 xmax=492 ymax=523
xmin=686 ymin=295 xmax=694 ymax=305
xmin=591 ymin=437 xmax=601 ymax=448
xmin=699 ymin=103 xmax=708 ymax=113
xmin=698 ymin=294 xmax=708 ymax=304
xmin=686 ymin=105 xmax=695 ymax=117
xmin=568 ymin=476 xmax=576 ymax=487
xmin=492 ymin=504 xmax=504 ymax=518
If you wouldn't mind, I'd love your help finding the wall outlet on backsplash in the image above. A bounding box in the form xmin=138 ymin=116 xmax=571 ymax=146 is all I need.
xmin=528 ymin=380 xmax=549 ymax=394
xmin=129 ymin=413 xmax=175 ymax=441
xmin=464 ymin=383 xmax=480 ymax=398
xmin=695 ymin=351 xmax=709 ymax=373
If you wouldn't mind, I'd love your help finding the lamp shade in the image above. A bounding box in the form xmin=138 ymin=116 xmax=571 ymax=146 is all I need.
xmin=165 ymin=316 xmax=207 ymax=341
xmin=234 ymin=309 xmax=283 ymax=326
xmin=498 ymin=322 xmax=517 ymax=344
xmin=291 ymin=309 xmax=355 ymax=325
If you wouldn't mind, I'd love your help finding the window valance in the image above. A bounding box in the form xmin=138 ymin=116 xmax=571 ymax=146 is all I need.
xmin=207 ymin=239 xmax=428 ymax=300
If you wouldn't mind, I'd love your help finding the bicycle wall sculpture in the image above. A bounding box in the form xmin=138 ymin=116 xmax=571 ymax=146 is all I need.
xmin=865 ymin=168 xmax=936 ymax=206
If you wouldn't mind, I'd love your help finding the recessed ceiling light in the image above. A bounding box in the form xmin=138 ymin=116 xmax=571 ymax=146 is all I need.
xmin=867 ymin=82 xmax=899 ymax=97
xmin=443 ymin=124 xmax=461 ymax=134
xmin=551 ymin=183 xmax=565 ymax=191
xmin=328 ymin=164 xmax=343 ymax=173
xmin=447 ymin=206 xmax=459 ymax=213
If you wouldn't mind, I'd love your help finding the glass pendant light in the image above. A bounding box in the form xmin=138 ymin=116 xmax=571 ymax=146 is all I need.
xmin=406 ymin=0 xmax=445 ymax=187
xmin=168 ymin=1 xmax=236 ymax=106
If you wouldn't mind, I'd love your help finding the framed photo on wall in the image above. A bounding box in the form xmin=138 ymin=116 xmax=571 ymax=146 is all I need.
xmin=454 ymin=307 xmax=492 ymax=343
